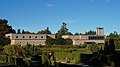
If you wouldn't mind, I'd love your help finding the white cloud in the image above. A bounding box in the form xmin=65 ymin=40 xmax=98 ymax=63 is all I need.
xmin=46 ymin=3 xmax=55 ymax=7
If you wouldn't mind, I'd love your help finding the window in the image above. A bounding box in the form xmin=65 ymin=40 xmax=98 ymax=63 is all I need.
xmin=16 ymin=36 xmax=18 ymax=38
xmin=29 ymin=36 xmax=31 ymax=38
xmin=8 ymin=36 xmax=10 ymax=38
xmin=23 ymin=36 xmax=25 ymax=38
xmin=40 ymin=42 xmax=42 ymax=43
xmin=41 ymin=36 xmax=43 ymax=38
xmin=35 ymin=36 xmax=37 ymax=38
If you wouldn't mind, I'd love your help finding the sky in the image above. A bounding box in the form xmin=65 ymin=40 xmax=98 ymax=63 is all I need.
xmin=0 ymin=0 xmax=120 ymax=35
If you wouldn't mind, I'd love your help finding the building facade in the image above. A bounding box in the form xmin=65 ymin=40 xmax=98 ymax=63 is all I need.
xmin=5 ymin=33 xmax=55 ymax=46
xmin=62 ymin=27 xmax=105 ymax=45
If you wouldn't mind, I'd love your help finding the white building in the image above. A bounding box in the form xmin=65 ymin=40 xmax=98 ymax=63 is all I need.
xmin=62 ymin=27 xmax=105 ymax=45
xmin=5 ymin=33 xmax=55 ymax=46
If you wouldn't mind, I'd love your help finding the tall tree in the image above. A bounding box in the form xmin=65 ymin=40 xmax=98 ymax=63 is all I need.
xmin=22 ymin=29 xmax=25 ymax=34
xmin=104 ymin=38 xmax=115 ymax=55
xmin=0 ymin=19 xmax=13 ymax=46
xmin=37 ymin=27 xmax=52 ymax=34
xmin=0 ymin=19 xmax=12 ymax=37
xmin=17 ymin=29 xmax=21 ymax=34
xmin=107 ymin=31 xmax=119 ymax=39
xmin=12 ymin=29 xmax=16 ymax=33
xmin=56 ymin=22 xmax=72 ymax=38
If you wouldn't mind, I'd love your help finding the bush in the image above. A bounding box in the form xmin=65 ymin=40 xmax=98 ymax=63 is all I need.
xmin=8 ymin=56 xmax=15 ymax=65
xmin=0 ymin=55 xmax=7 ymax=63
xmin=24 ymin=58 xmax=31 ymax=66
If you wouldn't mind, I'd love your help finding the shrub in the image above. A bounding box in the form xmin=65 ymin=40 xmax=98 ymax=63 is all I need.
xmin=8 ymin=56 xmax=15 ymax=65
xmin=0 ymin=55 xmax=7 ymax=63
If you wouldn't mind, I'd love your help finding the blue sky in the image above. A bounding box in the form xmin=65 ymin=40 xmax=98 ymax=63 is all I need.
xmin=0 ymin=0 xmax=120 ymax=35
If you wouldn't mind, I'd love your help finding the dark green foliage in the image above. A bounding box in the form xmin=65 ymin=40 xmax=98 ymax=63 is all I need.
xmin=0 ymin=37 xmax=11 ymax=46
xmin=25 ymin=31 xmax=32 ymax=34
xmin=106 ymin=31 xmax=120 ymax=49
xmin=46 ymin=38 xmax=73 ymax=46
xmin=85 ymin=30 xmax=96 ymax=35
xmin=22 ymin=29 xmax=25 ymax=34
xmin=104 ymin=38 xmax=115 ymax=55
xmin=0 ymin=19 xmax=13 ymax=46
xmin=0 ymin=19 xmax=12 ymax=37
xmin=108 ymin=31 xmax=119 ymax=39
xmin=74 ymin=32 xmax=82 ymax=35
xmin=21 ymin=29 xmax=33 ymax=34
xmin=45 ymin=38 xmax=55 ymax=46
xmin=37 ymin=27 xmax=52 ymax=34
xmin=11 ymin=29 xmax=16 ymax=33
xmin=55 ymin=38 xmax=65 ymax=45
xmin=64 ymin=38 xmax=73 ymax=45
xmin=109 ymin=39 xmax=115 ymax=54
xmin=17 ymin=29 xmax=21 ymax=34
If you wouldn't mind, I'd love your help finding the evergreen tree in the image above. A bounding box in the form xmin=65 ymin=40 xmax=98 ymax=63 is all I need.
xmin=17 ymin=29 xmax=21 ymax=34
xmin=0 ymin=19 xmax=13 ymax=46
xmin=56 ymin=22 xmax=72 ymax=38
xmin=37 ymin=27 xmax=52 ymax=34
xmin=22 ymin=30 xmax=25 ymax=34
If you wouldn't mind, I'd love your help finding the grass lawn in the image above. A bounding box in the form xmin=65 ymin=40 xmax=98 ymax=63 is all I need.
xmin=41 ymin=46 xmax=93 ymax=64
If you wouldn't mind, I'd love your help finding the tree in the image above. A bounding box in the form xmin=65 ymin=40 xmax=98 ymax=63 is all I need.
xmin=74 ymin=32 xmax=82 ymax=35
xmin=22 ymin=30 xmax=25 ymax=34
xmin=107 ymin=31 xmax=119 ymax=39
xmin=64 ymin=38 xmax=73 ymax=45
xmin=114 ymin=39 xmax=120 ymax=49
xmin=37 ymin=27 xmax=52 ymax=34
xmin=109 ymin=38 xmax=115 ymax=54
xmin=0 ymin=37 xmax=11 ymax=46
xmin=0 ymin=19 xmax=13 ymax=37
xmin=85 ymin=30 xmax=96 ymax=35
xmin=17 ymin=29 xmax=21 ymax=34
xmin=45 ymin=38 xmax=55 ymax=46
xmin=55 ymin=38 xmax=65 ymax=45
xmin=3 ymin=45 xmax=25 ymax=58
xmin=25 ymin=31 xmax=32 ymax=34
xmin=0 ymin=19 xmax=13 ymax=46
xmin=104 ymin=38 xmax=115 ymax=55
xmin=88 ymin=43 xmax=99 ymax=52
xmin=12 ymin=29 xmax=16 ymax=33
xmin=56 ymin=22 xmax=72 ymax=38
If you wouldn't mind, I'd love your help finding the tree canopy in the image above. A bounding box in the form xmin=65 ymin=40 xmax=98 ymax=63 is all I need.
xmin=37 ymin=27 xmax=52 ymax=34
xmin=85 ymin=30 xmax=96 ymax=35
xmin=0 ymin=19 xmax=13 ymax=37
xmin=0 ymin=19 xmax=14 ymax=46
xmin=56 ymin=22 xmax=73 ymax=38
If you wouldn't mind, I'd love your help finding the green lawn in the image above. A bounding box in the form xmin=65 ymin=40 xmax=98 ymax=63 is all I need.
xmin=41 ymin=46 xmax=93 ymax=64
